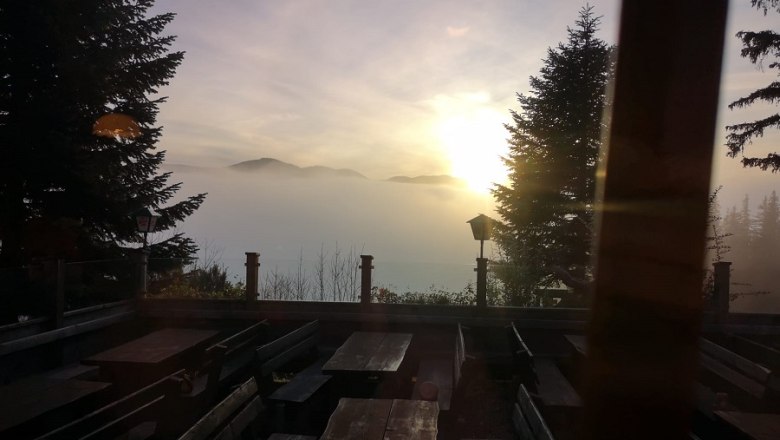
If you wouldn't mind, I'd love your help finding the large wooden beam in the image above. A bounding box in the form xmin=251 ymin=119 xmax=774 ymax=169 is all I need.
xmin=582 ymin=1 xmax=728 ymax=439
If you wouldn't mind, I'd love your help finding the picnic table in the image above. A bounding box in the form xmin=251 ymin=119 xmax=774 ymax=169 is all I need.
xmin=322 ymin=331 xmax=413 ymax=398
xmin=321 ymin=398 xmax=438 ymax=440
xmin=322 ymin=332 xmax=412 ymax=373
xmin=0 ymin=376 xmax=110 ymax=437
xmin=82 ymin=328 xmax=218 ymax=390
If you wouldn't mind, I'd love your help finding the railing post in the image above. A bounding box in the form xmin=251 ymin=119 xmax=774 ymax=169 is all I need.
xmin=476 ymin=257 xmax=488 ymax=309
xmin=245 ymin=252 xmax=260 ymax=302
xmin=54 ymin=259 xmax=65 ymax=328
xmin=134 ymin=249 xmax=149 ymax=300
xmin=713 ymin=261 xmax=731 ymax=323
xmin=360 ymin=255 xmax=374 ymax=306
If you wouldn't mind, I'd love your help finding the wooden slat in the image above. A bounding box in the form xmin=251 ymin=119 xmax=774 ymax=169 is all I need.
xmin=534 ymin=358 xmax=581 ymax=408
xmin=730 ymin=335 xmax=780 ymax=367
xmin=564 ymin=335 xmax=587 ymax=357
xmin=512 ymin=403 xmax=535 ymax=439
xmin=214 ymin=320 xmax=268 ymax=356
xmin=364 ymin=333 xmax=413 ymax=372
xmin=267 ymin=434 xmax=318 ymax=440
xmin=259 ymin=335 xmax=318 ymax=377
xmin=321 ymin=332 xmax=385 ymax=371
xmin=384 ymin=399 xmax=438 ymax=440
xmin=700 ymin=338 xmax=771 ymax=384
xmin=516 ymin=384 xmax=554 ymax=440
xmin=212 ymin=396 xmax=263 ymax=440
xmin=699 ymin=353 xmax=766 ymax=400
xmin=320 ymin=398 xmax=392 ymax=440
xmin=178 ymin=377 xmax=258 ymax=440
xmin=36 ymin=370 xmax=185 ymax=440
xmin=256 ymin=321 xmax=319 ymax=363
xmin=509 ymin=322 xmax=534 ymax=358
xmin=81 ymin=395 xmax=166 ymax=440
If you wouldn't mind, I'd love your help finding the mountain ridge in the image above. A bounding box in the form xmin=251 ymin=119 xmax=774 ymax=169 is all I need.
xmin=162 ymin=157 xmax=464 ymax=187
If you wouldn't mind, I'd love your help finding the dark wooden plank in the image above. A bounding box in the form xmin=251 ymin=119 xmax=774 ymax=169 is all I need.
xmin=384 ymin=399 xmax=438 ymax=440
xmin=701 ymin=338 xmax=771 ymax=384
xmin=322 ymin=332 xmax=386 ymax=372
xmin=268 ymin=374 xmax=332 ymax=403
xmin=517 ymin=384 xmax=555 ymax=440
xmin=534 ymin=358 xmax=581 ymax=408
xmin=714 ymin=411 xmax=780 ymax=440
xmin=320 ymin=398 xmax=392 ymax=440
xmin=509 ymin=323 xmax=535 ymax=358
xmin=215 ymin=320 xmax=267 ymax=351
xmin=267 ymin=434 xmax=318 ymax=440
xmin=212 ymin=396 xmax=262 ymax=440
xmin=364 ymin=333 xmax=413 ymax=372
xmin=36 ymin=370 xmax=184 ymax=440
xmin=729 ymin=334 xmax=780 ymax=370
xmin=259 ymin=335 xmax=318 ymax=377
xmin=178 ymin=377 xmax=258 ymax=440
xmin=80 ymin=395 xmax=166 ymax=440
xmin=564 ymin=335 xmax=587 ymax=357
xmin=256 ymin=321 xmax=319 ymax=363
xmin=512 ymin=403 xmax=535 ymax=439
xmin=0 ymin=377 xmax=110 ymax=432
xmin=412 ymin=359 xmax=453 ymax=411
xmin=83 ymin=328 xmax=218 ymax=366
xmin=700 ymin=353 xmax=766 ymax=400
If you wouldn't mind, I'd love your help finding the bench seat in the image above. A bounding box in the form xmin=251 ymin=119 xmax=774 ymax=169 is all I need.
xmin=412 ymin=359 xmax=454 ymax=411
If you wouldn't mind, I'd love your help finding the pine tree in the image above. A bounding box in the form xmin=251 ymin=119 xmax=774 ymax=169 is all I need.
xmin=0 ymin=0 xmax=205 ymax=268
xmin=492 ymin=6 xmax=614 ymax=303
xmin=725 ymin=0 xmax=780 ymax=171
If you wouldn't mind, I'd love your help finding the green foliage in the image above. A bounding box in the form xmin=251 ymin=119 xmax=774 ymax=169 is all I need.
xmin=372 ymin=284 xmax=477 ymax=306
xmin=152 ymin=263 xmax=245 ymax=299
xmin=0 ymin=0 xmax=205 ymax=268
xmin=492 ymin=6 xmax=614 ymax=303
xmin=725 ymin=0 xmax=780 ymax=171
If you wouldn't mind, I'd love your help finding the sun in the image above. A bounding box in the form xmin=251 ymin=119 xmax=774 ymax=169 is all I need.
xmin=435 ymin=96 xmax=509 ymax=193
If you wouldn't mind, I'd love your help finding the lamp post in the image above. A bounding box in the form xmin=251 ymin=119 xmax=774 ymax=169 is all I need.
xmin=135 ymin=207 xmax=160 ymax=250
xmin=467 ymin=214 xmax=493 ymax=309
xmin=134 ymin=207 xmax=159 ymax=299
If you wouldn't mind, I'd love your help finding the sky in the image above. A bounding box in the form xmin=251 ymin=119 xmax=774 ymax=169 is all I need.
xmin=145 ymin=1 xmax=779 ymax=299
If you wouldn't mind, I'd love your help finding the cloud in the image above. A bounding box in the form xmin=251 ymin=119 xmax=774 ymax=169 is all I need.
xmin=446 ymin=26 xmax=470 ymax=37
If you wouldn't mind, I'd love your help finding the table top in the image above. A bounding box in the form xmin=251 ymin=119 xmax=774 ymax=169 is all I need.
xmin=321 ymin=398 xmax=438 ymax=440
xmin=322 ymin=332 xmax=412 ymax=373
xmin=82 ymin=328 xmax=219 ymax=366
xmin=0 ymin=376 xmax=110 ymax=432
xmin=715 ymin=410 xmax=780 ymax=440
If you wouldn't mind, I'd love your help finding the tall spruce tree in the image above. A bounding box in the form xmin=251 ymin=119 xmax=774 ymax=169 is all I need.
xmin=725 ymin=0 xmax=780 ymax=171
xmin=0 ymin=0 xmax=205 ymax=268
xmin=492 ymin=6 xmax=613 ymax=304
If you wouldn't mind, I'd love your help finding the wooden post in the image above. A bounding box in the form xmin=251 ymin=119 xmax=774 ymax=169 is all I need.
xmin=581 ymin=1 xmax=728 ymax=439
xmin=54 ymin=259 xmax=65 ymax=329
xmin=713 ymin=261 xmax=731 ymax=323
xmin=476 ymin=257 xmax=488 ymax=309
xmin=134 ymin=250 xmax=149 ymax=300
xmin=245 ymin=252 xmax=259 ymax=302
xmin=360 ymin=255 xmax=374 ymax=306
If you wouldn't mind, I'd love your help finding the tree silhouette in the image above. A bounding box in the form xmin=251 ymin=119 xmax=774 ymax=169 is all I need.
xmin=0 ymin=0 xmax=205 ymax=268
xmin=492 ymin=6 xmax=614 ymax=304
xmin=725 ymin=0 xmax=780 ymax=171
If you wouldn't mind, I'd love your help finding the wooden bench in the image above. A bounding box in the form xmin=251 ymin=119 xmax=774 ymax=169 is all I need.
xmin=188 ymin=320 xmax=269 ymax=402
xmin=36 ymin=369 xmax=186 ymax=440
xmin=512 ymin=384 xmax=555 ymax=440
xmin=255 ymin=320 xmax=320 ymax=379
xmin=178 ymin=376 xmax=263 ymax=440
xmin=411 ymin=323 xmax=471 ymax=412
xmin=507 ymin=322 xmax=539 ymax=391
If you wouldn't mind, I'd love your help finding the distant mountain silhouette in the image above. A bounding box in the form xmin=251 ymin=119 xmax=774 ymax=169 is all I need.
xmin=164 ymin=157 xmax=462 ymax=186
xmin=387 ymin=175 xmax=465 ymax=186
xmin=229 ymin=158 xmax=367 ymax=179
